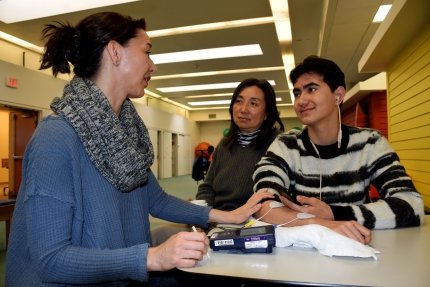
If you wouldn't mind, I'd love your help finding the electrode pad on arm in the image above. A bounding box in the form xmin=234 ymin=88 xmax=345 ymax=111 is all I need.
xmin=209 ymin=225 xmax=276 ymax=254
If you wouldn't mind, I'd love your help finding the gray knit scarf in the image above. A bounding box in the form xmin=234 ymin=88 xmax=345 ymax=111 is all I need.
xmin=51 ymin=77 xmax=154 ymax=192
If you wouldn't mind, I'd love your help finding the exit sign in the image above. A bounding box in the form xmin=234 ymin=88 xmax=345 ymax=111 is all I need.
xmin=6 ymin=76 xmax=19 ymax=88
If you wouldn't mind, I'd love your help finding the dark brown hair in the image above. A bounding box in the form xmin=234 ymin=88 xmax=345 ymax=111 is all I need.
xmin=289 ymin=55 xmax=346 ymax=92
xmin=224 ymin=78 xmax=284 ymax=149
xmin=40 ymin=12 xmax=146 ymax=77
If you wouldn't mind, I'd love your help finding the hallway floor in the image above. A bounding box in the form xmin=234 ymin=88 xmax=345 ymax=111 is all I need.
xmin=0 ymin=174 xmax=199 ymax=286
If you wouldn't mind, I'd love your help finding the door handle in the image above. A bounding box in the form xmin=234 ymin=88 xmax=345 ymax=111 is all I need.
xmin=12 ymin=155 xmax=23 ymax=159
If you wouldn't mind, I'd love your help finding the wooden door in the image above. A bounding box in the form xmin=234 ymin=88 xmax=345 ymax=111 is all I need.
xmin=8 ymin=110 xmax=38 ymax=199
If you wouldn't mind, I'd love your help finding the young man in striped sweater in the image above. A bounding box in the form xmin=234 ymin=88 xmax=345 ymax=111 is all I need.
xmin=252 ymin=56 xmax=424 ymax=244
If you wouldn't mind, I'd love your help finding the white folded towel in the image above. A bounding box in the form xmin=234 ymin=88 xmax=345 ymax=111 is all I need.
xmin=275 ymin=224 xmax=380 ymax=260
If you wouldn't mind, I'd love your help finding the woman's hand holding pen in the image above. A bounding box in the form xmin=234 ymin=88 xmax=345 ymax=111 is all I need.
xmin=147 ymin=231 xmax=209 ymax=271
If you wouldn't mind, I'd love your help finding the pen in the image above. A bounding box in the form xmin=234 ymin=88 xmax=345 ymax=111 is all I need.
xmin=192 ymin=225 xmax=210 ymax=259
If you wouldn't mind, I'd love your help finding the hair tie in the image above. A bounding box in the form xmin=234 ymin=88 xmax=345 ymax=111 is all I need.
xmin=72 ymin=29 xmax=81 ymax=51
xmin=66 ymin=28 xmax=81 ymax=65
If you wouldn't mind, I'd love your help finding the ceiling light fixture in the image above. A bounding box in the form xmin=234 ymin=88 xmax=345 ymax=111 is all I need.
xmin=151 ymin=66 xmax=284 ymax=80
xmin=373 ymin=4 xmax=392 ymax=23
xmin=189 ymin=97 xmax=282 ymax=106
xmin=143 ymin=89 xmax=162 ymax=99
xmin=269 ymin=0 xmax=295 ymax=104
xmin=0 ymin=0 xmax=138 ymax=23
xmin=191 ymin=106 xmax=231 ymax=111
xmin=147 ymin=17 xmax=275 ymax=38
xmin=158 ymin=80 xmax=276 ymax=93
xmin=160 ymin=97 xmax=191 ymax=110
xmin=151 ymin=44 xmax=262 ymax=64
xmin=185 ymin=93 xmax=232 ymax=99
xmin=282 ymin=53 xmax=296 ymax=103
xmin=133 ymin=92 xmax=192 ymax=110
xmin=270 ymin=0 xmax=292 ymax=42
xmin=189 ymin=100 xmax=232 ymax=106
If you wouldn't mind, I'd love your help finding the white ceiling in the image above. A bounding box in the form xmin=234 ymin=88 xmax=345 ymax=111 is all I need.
xmin=0 ymin=0 xmax=393 ymax=110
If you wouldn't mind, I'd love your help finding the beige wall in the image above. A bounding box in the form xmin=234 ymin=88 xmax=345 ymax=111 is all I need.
xmin=133 ymin=102 xmax=200 ymax=175
xmin=189 ymin=105 xmax=298 ymax=122
xmin=386 ymin=24 xmax=430 ymax=209
xmin=0 ymin=60 xmax=65 ymax=117
xmin=197 ymin=117 xmax=303 ymax=151
xmin=198 ymin=120 xmax=230 ymax=147
xmin=0 ymin=40 xmax=71 ymax=81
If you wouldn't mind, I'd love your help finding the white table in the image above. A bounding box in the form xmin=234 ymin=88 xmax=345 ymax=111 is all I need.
xmin=180 ymin=216 xmax=430 ymax=286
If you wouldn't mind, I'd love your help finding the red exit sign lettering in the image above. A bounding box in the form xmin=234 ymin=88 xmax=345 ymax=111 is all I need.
xmin=6 ymin=76 xmax=19 ymax=88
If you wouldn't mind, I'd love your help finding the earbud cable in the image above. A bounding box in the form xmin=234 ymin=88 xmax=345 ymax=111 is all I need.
xmin=310 ymin=140 xmax=322 ymax=201
xmin=337 ymin=105 xmax=342 ymax=149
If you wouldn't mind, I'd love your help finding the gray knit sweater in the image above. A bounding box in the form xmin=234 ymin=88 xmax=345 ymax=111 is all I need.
xmin=253 ymin=125 xmax=424 ymax=229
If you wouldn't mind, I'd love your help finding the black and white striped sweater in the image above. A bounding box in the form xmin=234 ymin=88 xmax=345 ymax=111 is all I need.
xmin=253 ymin=125 xmax=424 ymax=229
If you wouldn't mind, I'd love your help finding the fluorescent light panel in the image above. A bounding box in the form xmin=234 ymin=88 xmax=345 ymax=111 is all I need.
xmin=189 ymin=100 xmax=232 ymax=106
xmin=189 ymin=97 xmax=282 ymax=106
xmin=373 ymin=4 xmax=392 ymax=23
xmin=151 ymin=66 xmax=284 ymax=80
xmin=143 ymin=89 xmax=162 ymax=99
xmin=151 ymin=44 xmax=262 ymax=64
xmin=270 ymin=0 xmax=292 ymax=42
xmin=0 ymin=0 xmax=139 ymax=23
xmin=158 ymin=80 xmax=276 ymax=93
xmin=282 ymin=53 xmax=296 ymax=103
xmin=185 ymin=93 xmax=232 ymax=99
xmin=270 ymin=0 xmax=295 ymax=104
xmin=147 ymin=17 xmax=275 ymax=38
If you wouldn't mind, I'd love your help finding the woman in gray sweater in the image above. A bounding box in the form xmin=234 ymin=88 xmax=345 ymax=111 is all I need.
xmin=196 ymin=78 xmax=285 ymax=210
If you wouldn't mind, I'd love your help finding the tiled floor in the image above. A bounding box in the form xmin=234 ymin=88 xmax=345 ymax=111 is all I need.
xmin=0 ymin=175 xmax=198 ymax=286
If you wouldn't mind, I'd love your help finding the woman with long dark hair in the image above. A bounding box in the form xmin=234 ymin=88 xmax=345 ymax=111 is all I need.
xmin=196 ymin=78 xmax=284 ymax=211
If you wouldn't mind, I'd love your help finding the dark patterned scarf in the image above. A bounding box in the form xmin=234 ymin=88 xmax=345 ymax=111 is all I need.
xmin=51 ymin=77 xmax=154 ymax=192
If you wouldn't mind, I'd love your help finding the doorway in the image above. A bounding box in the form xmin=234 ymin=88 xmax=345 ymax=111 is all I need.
xmin=172 ymin=133 xmax=178 ymax=177
xmin=0 ymin=105 xmax=39 ymax=199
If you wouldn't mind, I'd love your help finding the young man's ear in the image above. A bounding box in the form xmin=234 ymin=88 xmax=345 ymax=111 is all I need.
xmin=334 ymin=87 xmax=346 ymax=104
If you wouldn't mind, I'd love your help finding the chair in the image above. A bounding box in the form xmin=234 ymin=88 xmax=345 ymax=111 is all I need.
xmin=0 ymin=199 xmax=16 ymax=247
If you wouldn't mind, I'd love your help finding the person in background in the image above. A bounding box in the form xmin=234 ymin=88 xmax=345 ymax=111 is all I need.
xmin=191 ymin=144 xmax=214 ymax=183
xmin=196 ymin=78 xmax=285 ymax=211
xmin=252 ymin=56 xmax=424 ymax=244
xmin=206 ymin=145 xmax=214 ymax=169
xmin=5 ymin=12 xmax=273 ymax=287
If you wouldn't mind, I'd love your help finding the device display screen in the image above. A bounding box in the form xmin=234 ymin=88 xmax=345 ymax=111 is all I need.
xmin=240 ymin=226 xmax=267 ymax=236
